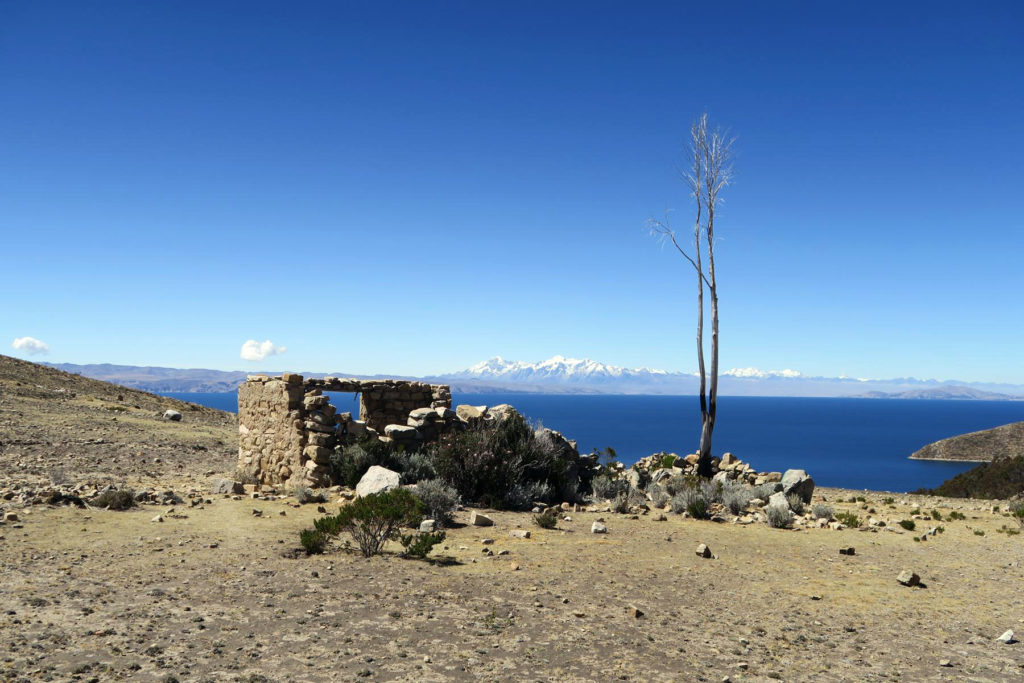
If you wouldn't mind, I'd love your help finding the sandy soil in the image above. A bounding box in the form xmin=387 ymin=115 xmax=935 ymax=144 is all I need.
xmin=2 ymin=355 xmax=1024 ymax=681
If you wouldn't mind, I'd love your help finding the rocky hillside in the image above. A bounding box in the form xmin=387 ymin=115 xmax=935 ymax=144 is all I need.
xmin=910 ymin=420 xmax=1024 ymax=462
xmin=0 ymin=354 xmax=237 ymax=486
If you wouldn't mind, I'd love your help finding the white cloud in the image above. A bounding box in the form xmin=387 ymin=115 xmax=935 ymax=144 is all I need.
xmin=240 ymin=339 xmax=287 ymax=362
xmin=11 ymin=336 xmax=50 ymax=355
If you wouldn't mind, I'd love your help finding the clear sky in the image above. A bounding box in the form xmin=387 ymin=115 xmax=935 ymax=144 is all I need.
xmin=2 ymin=1 xmax=1022 ymax=382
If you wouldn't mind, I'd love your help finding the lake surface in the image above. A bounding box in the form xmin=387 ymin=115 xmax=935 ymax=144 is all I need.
xmin=163 ymin=392 xmax=1024 ymax=493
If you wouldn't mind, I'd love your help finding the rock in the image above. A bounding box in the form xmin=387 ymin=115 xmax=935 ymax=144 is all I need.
xmin=509 ymin=530 xmax=531 ymax=539
xmin=696 ymin=543 xmax=712 ymax=558
xmin=383 ymin=424 xmax=419 ymax=440
xmin=210 ymin=479 xmax=244 ymax=495
xmin=768 ymin=491 xmax=791 ymax=510
xmin=781 ymin=469 xmax=815 ymax=503
xmin=839 ymin=547 xmax=855 ymax=556
xmin=627 ymin=605 xmax=644 ymax=619
xmin=939 ymin=659 xmax=952 ymax=667
xmin=480 ymin=538 xmax=495 ymax=545
xmin=470 ymin=511 xmax=494 ymax=527
xmin=486 ymin=404 xmax=518 ymax=422
xmin=653 ymin=513 xmax=667 ymax=522
xmin=355 ymin=466 xmax=401 ymax=497
xmin=419 ymin=519 xmax=436 ymax=533
xmin=456 ymin=404 xmax=486 ymax=422
xmin=591 ymin=522 xmax=608 ymax=534
xmin=281 ymin=372 xmax=303 ymax=384
xmin=896 ymin=570 xmax=920 ymax=587
xmin=3 ymin=512 xmax=19 ymax=522
xmin=996 ymin=629 xmax=1016 ymax=644
xmin=162 ymin=410 xmax=182 ymax=422
xmin=151 ymin=514 xmax=163 ymax=523
xmin=651 ymin=468 xmax=674 ymax=484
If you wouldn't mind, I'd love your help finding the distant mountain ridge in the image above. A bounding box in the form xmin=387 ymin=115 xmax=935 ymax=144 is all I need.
xmin=44 ymin=357 xmax=1024 ymax=399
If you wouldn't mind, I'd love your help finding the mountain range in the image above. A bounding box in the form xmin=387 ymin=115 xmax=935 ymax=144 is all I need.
xmin=43 ymin=356 xmax=1024 ymax=400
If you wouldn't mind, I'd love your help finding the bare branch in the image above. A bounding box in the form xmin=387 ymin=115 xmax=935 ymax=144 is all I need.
xmin=647 ymin=216 xmax=712 ymax=289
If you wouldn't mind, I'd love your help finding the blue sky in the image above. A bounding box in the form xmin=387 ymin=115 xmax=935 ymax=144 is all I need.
xmin=2 ymin=1 xmax=1022 ymax=382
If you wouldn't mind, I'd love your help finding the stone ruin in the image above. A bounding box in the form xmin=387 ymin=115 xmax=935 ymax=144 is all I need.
xmin=237 ymin=373 xmax=453 ymax=488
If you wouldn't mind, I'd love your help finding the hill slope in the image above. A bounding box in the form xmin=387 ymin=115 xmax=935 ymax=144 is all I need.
xmin=0 ymin=354 xmax=237 ymax=485
xmin=909 ymin=420 xmax=1024 ymax=462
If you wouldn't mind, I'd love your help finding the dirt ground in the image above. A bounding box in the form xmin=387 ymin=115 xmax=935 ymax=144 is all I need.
xmin=2 ymin=356 xmax=1024 ymax=682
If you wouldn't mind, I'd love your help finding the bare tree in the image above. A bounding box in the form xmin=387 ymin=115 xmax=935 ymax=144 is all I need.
xmin=650 ymin=113 xmax=734 ymax=478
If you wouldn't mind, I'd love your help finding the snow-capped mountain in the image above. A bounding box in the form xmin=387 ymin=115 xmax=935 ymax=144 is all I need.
xmin=438 ymin=356 xmax=1024 ymax=398
xmin=456 ymin=356 xmax=670 ymax=383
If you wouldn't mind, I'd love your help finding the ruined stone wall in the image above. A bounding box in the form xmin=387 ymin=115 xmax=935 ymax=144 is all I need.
xmin=237 ymin=374 xmax=452 ymax=489
xmin=236 ymin=375 xmax=307 ymax=487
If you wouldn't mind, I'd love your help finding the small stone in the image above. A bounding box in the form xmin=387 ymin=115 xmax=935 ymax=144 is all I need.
xmin=470 ymin=511 xmax=494 ymax=527
xmin=696 ymin=543 xmax=712 ymax=558
xmin=896 ymin=570 xmax=920 ymax=587
xmin=591 ymin=521 xmax=608 ymax=534
xmin=151 ymin=515 xmax=163 ymax=523
xmin=2 ymin=512 xmax=18 ymax=523
xmin=627 ymin=605 xmax=644 ymax=619
xmin=509 ymin=530 xmax=531 ymax=539
xmin=653 ymin=513 xmax=667 ymax=521
xmin=419 ymin=519 xmax=436 ymax=533
xmin=938 ymin=659 xmax=952 ymax=667
xmin=162 ymin=410 xmax=182 ymax=421
xmin=996 ymin=629 xmax=1016 ymax=644
xmin=839 ymin=547 xmax=855 ymax=556
xmin=480 ymin=538 xmax=494 ymax=545
xmin=510 ymin=563 xmax=520 ymax=571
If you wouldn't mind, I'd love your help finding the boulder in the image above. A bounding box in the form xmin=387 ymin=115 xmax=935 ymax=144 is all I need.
xmin=162 ymin=410 xmax=182 ymax=422
xmin=210 ymin=479 xmax=243 ymax=495
xmin=509 ymin=529 xmax=531 ymax=539
xmin=470 ymin=511 xmax=494 ymax=527
xmin=996 ymin=629 xmax=1016 ymax=644
xmin=355 ymin=466 xmax=401 ymax=498
xmin=695 ymin=543 xmax=712 ymax=558
xmin=896 ymin=570 xmax=920 ymax=587
xmin=768 ymin=491 xmax=791 ymax=510
xmin=384 ymin=424 xmax=420 ymax=440
xmin=781 ymin=469 xmax=815 ymax=503
xmin=419 ymin=519 xmax=437 ymax=533
xmin=651 ymin=468 xmax=674 ymax=484
xmin=486 ymin=404 xmax=519 ymax=422
xmin=591 ymin=521 xmax=608 ymax=534
xmin=456 ymin=404 xmax=487 ymax=422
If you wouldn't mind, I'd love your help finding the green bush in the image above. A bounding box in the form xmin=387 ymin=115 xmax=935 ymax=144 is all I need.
xmin=765 ymin=505 xmax=793 ymax=529
xmin=413 ymin=478 xmax=461 ymax=526
xmin=657 ymin=454 xmax=678 ymax=469
xmin=916 ymin=456 xmax=1024 ymax=499
xmin=399 ymin=530 xmax=446 ymax=559
xmin=722 ymin=482 xmax=752 ymax=515
xmin=898 ymin=519 xmax=916 ymax=531
xmin=313 ymin=489 xmax=424 ymax=557
xmin=533 ymin=511 xmax=558 ymax=529
xmin=835 ymin=511 xmax=861 ymax=528
xmin=328 ymin=439 xmax=400 ymax=488
xmin=300 ymin=528 xmax=327 ymax=555
xmin=591 ymin=475 xmax=628 ymax=501
xmin=92 ymin=488 xmax=136 ymax=510
xmin=948 ymin=510 xmax=966 ymax=521
xmin=811 ymin=503 xmax=833 ymax=520
xmin=432 ymin=413 xmax=583 ymax=509
xmin=671 ymin=486 xmax=710 ymax=519
xmin=930 ymin=509 xmax=943 ymax=521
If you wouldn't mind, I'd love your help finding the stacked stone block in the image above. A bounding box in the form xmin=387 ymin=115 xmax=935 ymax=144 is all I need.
xmin=237 ymin=374 xmax=453 ymax=489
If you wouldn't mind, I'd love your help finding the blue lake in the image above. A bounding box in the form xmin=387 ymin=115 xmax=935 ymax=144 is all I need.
xmin=162 ymin=392 xmax=1024 ymax=493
